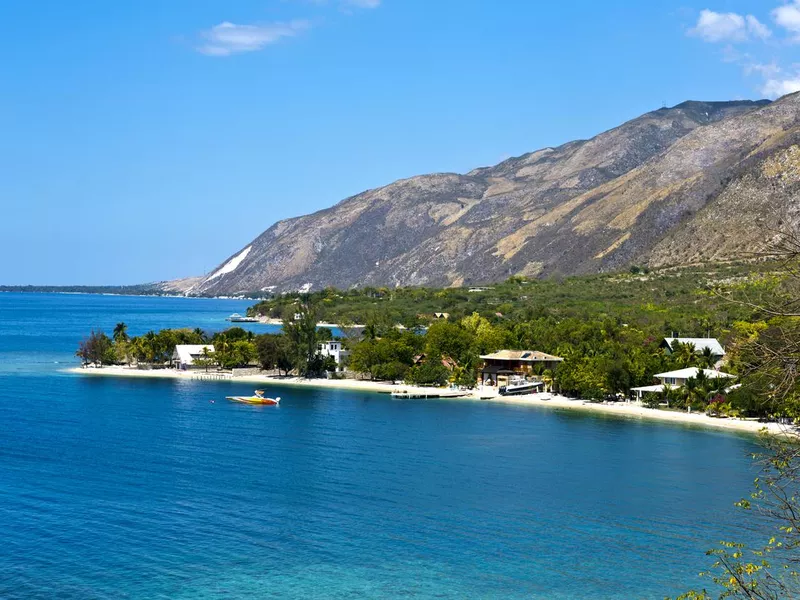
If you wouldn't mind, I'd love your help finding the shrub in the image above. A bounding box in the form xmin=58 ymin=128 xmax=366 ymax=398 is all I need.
xmin=641 ymin=392 xmax=662 ymax=409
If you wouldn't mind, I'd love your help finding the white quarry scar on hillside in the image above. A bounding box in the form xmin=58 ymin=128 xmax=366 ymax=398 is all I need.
xmin=207 ymin=246 xmax=252 ymax=281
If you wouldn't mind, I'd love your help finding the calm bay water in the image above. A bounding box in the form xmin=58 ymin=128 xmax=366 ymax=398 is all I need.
xmin=0 ymin=293 xmax=764 ymax=599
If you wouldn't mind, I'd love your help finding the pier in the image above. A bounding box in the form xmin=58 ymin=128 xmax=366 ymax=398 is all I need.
xmin=191 ymin=372 xmax=233 ymax=381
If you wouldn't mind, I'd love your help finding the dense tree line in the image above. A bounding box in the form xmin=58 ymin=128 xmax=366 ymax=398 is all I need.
xmin=246 ymin=262 xmax=773 ymax=332
xmin=76 ymin=308 xmax=337 ymax=378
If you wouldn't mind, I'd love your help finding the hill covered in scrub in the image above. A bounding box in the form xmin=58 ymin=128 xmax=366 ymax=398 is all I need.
xmin=180 ymin=93 xmax=800 ymax=296
xmin=245 ymin=261 xmax=780 ymax=338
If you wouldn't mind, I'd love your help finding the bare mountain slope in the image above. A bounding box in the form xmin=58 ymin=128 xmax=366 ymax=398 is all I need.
xmin=186 ymin=97 xmax=800 ymax=295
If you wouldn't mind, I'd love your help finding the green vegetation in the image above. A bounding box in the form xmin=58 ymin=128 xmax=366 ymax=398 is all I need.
xmin=237 ymin=261 xmax=796 ymax=409
xmin=76 ymin=316 xmax=337 ymax=378
xmin=75 ymin=261 xmax=800 ymax=416
xmin=247 ymin=262 xmax=778 ymax=331
xmin=667 ymin=246 xmax=800 ymax=599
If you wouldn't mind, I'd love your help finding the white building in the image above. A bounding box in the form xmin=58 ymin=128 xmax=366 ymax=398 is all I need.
xmin=662 ymin=338 xmax=725 ymax=362
xmin=172 ymin=345 xmax=215 ymax=370
xmin=631 ymin=367 xmax=735 ymax=400
xmin=318 ymin=341 xmax=349 ymax=372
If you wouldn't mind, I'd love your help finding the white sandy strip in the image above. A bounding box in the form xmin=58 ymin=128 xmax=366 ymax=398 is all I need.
xmin=67 ymin=367 xmax=794 ymax=438
xmin=254 ymin=318 xmax=363 ymax=329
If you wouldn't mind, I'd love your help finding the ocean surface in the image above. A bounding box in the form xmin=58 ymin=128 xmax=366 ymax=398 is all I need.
xmin=0 ymin=293 xmax=766 ymax=599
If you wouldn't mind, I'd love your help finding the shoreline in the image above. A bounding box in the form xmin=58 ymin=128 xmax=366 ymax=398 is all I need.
xmin=67 ymin=366 xmax=795 ymax=437
xmin=254 ymin=317 xmax=364 ymax=328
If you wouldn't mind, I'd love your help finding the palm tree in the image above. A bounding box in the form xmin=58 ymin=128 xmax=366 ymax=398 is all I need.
xmin=199 ymin=346 xmax=214 ymax=373
xmin=683 ymin=377 xmax=698 ymax=410
xmin=672 ymin=341 xmax=697 ymax=367
xmin=684 ymin=370 xmax=711 ymax=410
xmin=215 ymin=334 xmax=231 ymax=369
xmin=113 ymin=322 xmax=129 ymax=343
xmin=700 ymin=346 xmax=716 ymax=369
xmin=706 ymin=375 xmax=729 ymax=402
xmin=663 ymin=384 xmax=681 ymax=408
xmin=126 ymin=337 xmax=138 ymax=365
xmin=142 ymin=331 xmax=157 ymax=365
xmin=694 ymin=368 xmax=710 ymax=393
xmin=542 ymin=369 xmax=554 ymax=393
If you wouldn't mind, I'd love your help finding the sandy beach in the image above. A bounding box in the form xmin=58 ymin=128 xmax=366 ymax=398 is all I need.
xmin=67 ymin=365 xmax=795 ymax=437
xmin=254 ymin=317 xmax=360 ymax=329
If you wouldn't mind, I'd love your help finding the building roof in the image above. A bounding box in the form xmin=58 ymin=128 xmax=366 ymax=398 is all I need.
xmin=631 ymin=384 xmax=666 ymax=393
xmin=480 ymin=350 xmax=564 ymax=363
xmin=654 ymin=367 xmax=735 ymax=380
xmin=414 ymin=353 xmax=458 ymax=370
xmin=663 ymin=338 xmax=725 ymax=356
xmin=173 ymin=345 xmax=215 ymax=365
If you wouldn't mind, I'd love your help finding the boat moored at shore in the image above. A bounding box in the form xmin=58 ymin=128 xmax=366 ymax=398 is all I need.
xmin=500 ymin=377 xmax=545 ymax=397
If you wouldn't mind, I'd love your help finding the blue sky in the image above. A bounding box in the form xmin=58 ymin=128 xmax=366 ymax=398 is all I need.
xmin=1 ymin=0 xmax=798 ymax=285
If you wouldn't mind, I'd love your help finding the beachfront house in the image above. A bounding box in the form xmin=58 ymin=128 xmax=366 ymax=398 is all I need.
xmin=661 ymin=337 xmax=725 ymax=363
xmin=479 ymin=350 xmax=564 ymax=389
xmin=318 ymin=341 xmax=349 ymax=372
xmin=172 ymin=345 xmax=215 ymax=370
xmin=631 ymin=367 xmax=735 ymax=401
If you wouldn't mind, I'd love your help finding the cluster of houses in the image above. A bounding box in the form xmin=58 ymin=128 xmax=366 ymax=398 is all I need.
xmin=476 ymin=337 xmax=732 ymax=399
xmin=630 ymin=337 xmax=733 ymax=401
xmin=171 ymin=336 xmax=732 ymax=401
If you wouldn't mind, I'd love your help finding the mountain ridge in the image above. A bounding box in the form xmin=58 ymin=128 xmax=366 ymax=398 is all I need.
xmin=180 ymin=95 xmax=799 ymax=296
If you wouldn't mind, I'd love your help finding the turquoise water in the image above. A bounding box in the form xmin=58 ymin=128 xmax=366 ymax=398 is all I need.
xmin=0 ymin=293 xmax=764 ymax=598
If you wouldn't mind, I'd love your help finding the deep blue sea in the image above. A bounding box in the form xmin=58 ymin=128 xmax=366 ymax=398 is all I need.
xmin=0 ymin=293 xmax=765 ymax=599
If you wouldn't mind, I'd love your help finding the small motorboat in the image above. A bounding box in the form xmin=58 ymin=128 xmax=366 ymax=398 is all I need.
xmin=499 ymin=378 xmax=545 ymax=397
xmin=226 ymin=390 xmax=280 ymax=405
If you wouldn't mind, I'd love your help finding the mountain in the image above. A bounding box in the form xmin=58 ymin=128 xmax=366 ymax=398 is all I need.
xmin=185 ymin=95 xmax=800 ymax=296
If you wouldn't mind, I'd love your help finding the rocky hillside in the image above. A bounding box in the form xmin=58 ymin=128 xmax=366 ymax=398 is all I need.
xmin=185 ymin=95 xmax=800 ymax=295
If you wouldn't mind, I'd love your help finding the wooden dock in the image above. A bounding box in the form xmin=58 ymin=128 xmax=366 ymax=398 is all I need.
xmin=191 ymin=372 xmax=233 ymax=381
xmin=391 ymin=389 xmax=469 ymax=399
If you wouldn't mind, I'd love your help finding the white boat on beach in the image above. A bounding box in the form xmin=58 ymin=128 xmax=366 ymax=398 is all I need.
xmin=499 ymin=378 xmax=545 ymax=397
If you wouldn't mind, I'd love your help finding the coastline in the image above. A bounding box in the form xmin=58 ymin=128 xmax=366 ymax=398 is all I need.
xmin=67 ymin=366 xmax=794 ymax=437
xmin=254 ymin=316 xmax=362 ymax=328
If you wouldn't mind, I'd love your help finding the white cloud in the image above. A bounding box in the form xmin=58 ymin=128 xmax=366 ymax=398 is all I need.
xmin=690 ymin=10 xmax=747 ymax=42
xmin=745 ymin=61 xmax=782 ymax=77
xmin=688 ymin=10 xmax=771 ymax=43
xmin=746 ymin=15 xmax=773 ymax=40
xmin=197 ymin=20 xmax=310 ymax=56
xmin=761 ymin=75 xmax=800 ymax=97
xmin=686 ymin=4 xmax=800 ymax=97
xmin=773 ymin=1 xmax=800 ymax=40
